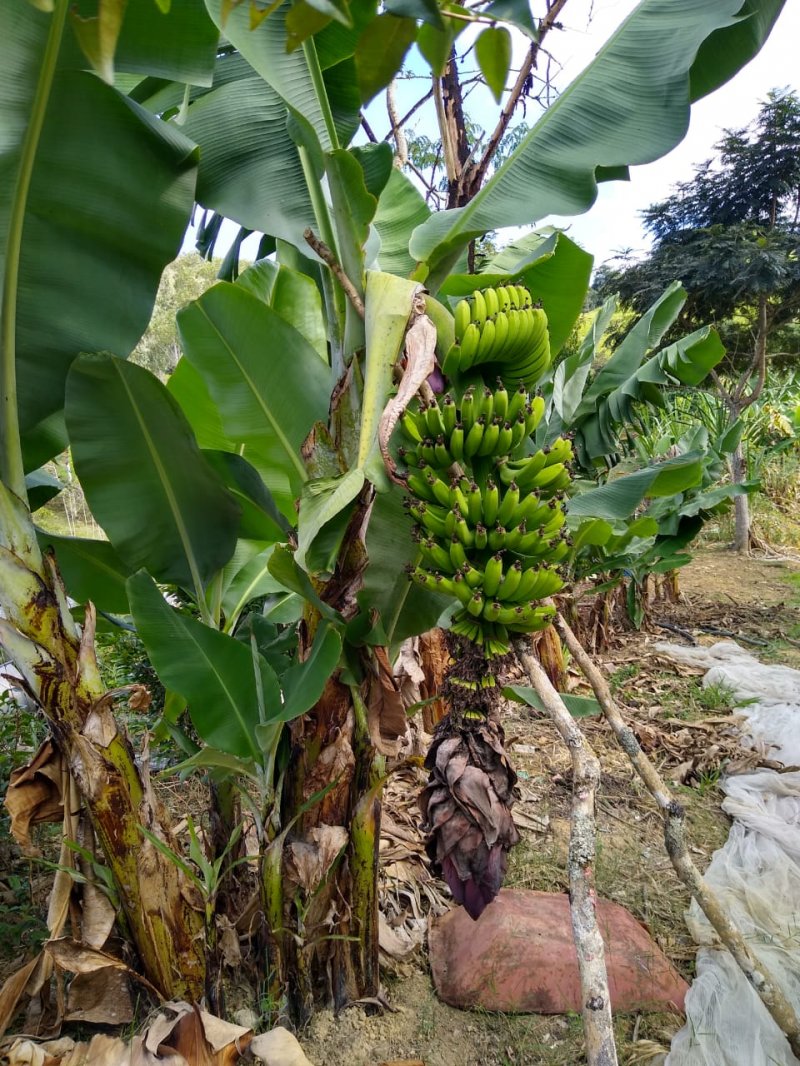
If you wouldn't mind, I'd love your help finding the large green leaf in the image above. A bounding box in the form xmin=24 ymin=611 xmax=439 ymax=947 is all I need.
xmin=296 ymin=469 xmax=365 ymax=574
xmin=66 ymin=354 xmax=240 ymax=591
xmin=236 ymin=260 xmax=328 ymax=360
xmin=577 ymin=283 xmax=686 ymax=414
xmin=358 ymin=487 xmax=450 ymax=651
xmin=204 ymin=0 xmax=334 ymax=150
xmin=279 ymin=622 xmax=343 ymax=722
xmin=36 ymin=530 xmax=131 ymax=614
xmin=182 ymin=76 xmax=316 ymax=250
xmin=115 ymin=0 xmax=220 ymax=85
xmin=567 ymin=455 xmax=704 ymax=521
xmin=128 ymin=571 xmax=280 ymax=758
xmin=505 ymin=687 xmax=601 ymax=718
xmin=410 ymin=0 xmax=787 ymax=281
xmin=575 ymin=285 xmax=725 ymax=460
xmin=176 ymin=282 xmax=332 ymax=503
xmin=0 ymin=3 xmax=198 ymax=436
xmin=202 ymin=450 xmax=290 ymax=542
xmin=373 ymin=169 xmax=431 ymax=277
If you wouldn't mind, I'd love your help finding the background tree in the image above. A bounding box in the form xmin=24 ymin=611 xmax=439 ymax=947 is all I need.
xmin=595 ymin=89 xmax=800 ymax=550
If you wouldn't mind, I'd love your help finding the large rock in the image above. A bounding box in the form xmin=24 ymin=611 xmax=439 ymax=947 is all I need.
xmin=430 ymin=889 xmax=687 ymax=1013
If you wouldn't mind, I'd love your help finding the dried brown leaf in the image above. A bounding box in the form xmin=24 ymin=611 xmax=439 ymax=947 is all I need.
xmin=64 ymin=966 xmax=133 ymax=1026
xmin=0 ymin=955 xmax=40 ymax=1039
xmin=377 ymin=301 xmax=435 ymax=483
xmin=4 ymin=741 xmax=63 ymax=854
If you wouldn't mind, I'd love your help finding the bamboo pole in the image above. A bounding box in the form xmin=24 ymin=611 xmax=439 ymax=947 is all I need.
xmin=554 ymin=610 xmax=800 ymax=1059
xmin=513 ymin=639 xmax=619 ymax=1066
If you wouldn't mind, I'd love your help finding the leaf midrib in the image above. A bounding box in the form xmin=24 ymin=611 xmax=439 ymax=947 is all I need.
xmin=114 ymin=362 xmax=206 ymax=600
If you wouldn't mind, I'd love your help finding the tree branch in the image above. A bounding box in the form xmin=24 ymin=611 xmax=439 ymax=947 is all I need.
xmin=513 ymin=638 xmax=618 ymax=1066
xmin=386 ymin=80 xmax=408 ymax=167
xmin=381 ymin=90 xmax=434 ymax=142
xmin=465 ymin=0 xmax=571 ymax=198
xmin=303 ymin=229 xmax=365 ymax=320
xmin=360 ymin=115 xmax=378 ymax=143
xmin=553 ymin=610 xmax=800 ymax=1059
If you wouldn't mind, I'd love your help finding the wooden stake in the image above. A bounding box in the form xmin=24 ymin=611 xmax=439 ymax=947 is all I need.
xmin=513 ymin=639 xmax=619 ymax=1066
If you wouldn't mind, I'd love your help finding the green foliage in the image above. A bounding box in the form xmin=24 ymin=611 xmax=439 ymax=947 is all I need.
xmin=595 ymin=89 xmax=800 ymax=366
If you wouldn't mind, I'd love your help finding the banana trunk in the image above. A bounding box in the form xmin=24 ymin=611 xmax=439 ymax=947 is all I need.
xmin=0 ymin=484 xmax=205 ymax=1000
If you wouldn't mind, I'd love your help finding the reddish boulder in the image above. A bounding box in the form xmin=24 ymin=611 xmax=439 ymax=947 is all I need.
xmin=429 ymin=889 xmax=687 ymax=1013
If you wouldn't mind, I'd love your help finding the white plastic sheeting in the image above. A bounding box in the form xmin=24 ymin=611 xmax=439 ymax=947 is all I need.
xmin=655 ymin=641 xmax=800 ymax=1066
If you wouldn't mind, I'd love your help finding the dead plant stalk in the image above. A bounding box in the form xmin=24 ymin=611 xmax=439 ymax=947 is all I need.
xmin=553 ymin=610 xmax=800 ymax=1059
xmin=513 ymin=638 xmax=619 ymax=1066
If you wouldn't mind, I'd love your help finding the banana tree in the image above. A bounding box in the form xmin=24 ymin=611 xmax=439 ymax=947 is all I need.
xmin=0 ymin=0 xmax=788 ymax=1026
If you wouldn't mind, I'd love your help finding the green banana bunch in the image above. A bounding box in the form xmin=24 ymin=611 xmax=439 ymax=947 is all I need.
xmin=442 ymin=283 xmax=551 ymax=390
xmin=401 ymin=381 xmax=571 ymax=657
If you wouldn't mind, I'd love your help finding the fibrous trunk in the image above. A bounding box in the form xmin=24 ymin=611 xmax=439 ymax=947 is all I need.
xmin=0 ymin=486 xmax=206 ymax=1000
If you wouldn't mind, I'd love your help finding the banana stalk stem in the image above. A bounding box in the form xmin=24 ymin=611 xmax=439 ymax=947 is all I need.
xmin=513 ymin=637 xmax=618 ymax=1066
xmin=553 ymin=609 xmax=800 ymax=1058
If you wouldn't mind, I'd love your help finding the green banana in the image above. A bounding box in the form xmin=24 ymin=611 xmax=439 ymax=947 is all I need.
xmin=497 ymin=482 xmax=520 ymax=528
xmin=482 ymin=553 xmax=504 ymax=598
xmin=482 ymin=479 xmax=500 ymax=526
xmin=471 ymin=289 xmax=487 ymax=326
xmin=454 ymin=299 xmax=471 ymax=341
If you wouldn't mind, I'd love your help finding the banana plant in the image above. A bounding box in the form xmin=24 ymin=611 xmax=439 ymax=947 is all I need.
xmin=0 ymin=0 xmax=788 ymax=1023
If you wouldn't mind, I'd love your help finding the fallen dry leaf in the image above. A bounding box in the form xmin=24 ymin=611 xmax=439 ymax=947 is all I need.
xmin=249 ymin=1027 xmax=314 ymax=1066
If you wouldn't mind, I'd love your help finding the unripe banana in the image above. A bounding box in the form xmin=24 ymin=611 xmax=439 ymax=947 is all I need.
xmin=544 ymin=437 xmax=573 ymax=466
xmin=482 ymin=553 xmax=504 ymax=598
xmin=449 ymin=423 xmax=465 ymax=461
xmin=467 ymin=591 xmax=485 ymax=618
xmin=480 ymin=386 xmax=494 ymax=425
xmin=449 ymin=479 xmax=469 ymax=515
xmin=423 ymin=469 xmax=451 ymax=508
xmin=470 ymin=289 xmax=487 ymax=326
xmin=420 ymin=538 xmax=456 ymax=574
xmin=434 ymin=436 xmax=452 ymax=468
xmin=401 ymin=410 xmax=423 ymax=443
xmin=496 ymin=286 xmax=512 ymax=314
xmin=459 ymin=323 xmax=481 ymax=369
xmin=528 ymin=395 xmax=546 ymax=434
xmin=454 ymin=511 xmax=475 ymax=548
xmin=454 ymin=299 xmax=471 ymax=341
xmin=425 ymin=401 xmax=446 ymax=438
xmin=442 ymin=395 xmax=457 ymax=436
xmin=451 ymin=572 xmax=474 ymax=605
xmin=449 ymin=536 xmax=468 ymax=571
xmin=496 ymin=560 xmax=523 ymax=599
xmin=464 ymin=417 xmax=486 ymax=459
xmin=476 ymin=317 xmax=496 ymax=362
xmin=466 ymin=482 xmax=483 ymax=526
xmin=497 ymin=482 xmax=520 ymax=528
xmin=474 ymin=524 xmax=488 ymax=550
xmin=483 ymin=287 xmax=499 ymax=318
xmin=493 ymin=380 xmax=509 ymax=422
xmin=482 ymin=599 xmax=503 ymax=623
xmin=477 ymin=418 xmax=501 ymax=457
xmin=488 ymin=525 xmax=507 ymax=552
xmin=482 ymin=478 xmax=500 ymax=526
xmin=462 ymin=562 xmax=484 ymax=589
xmin=506 ymin=285 xmax=520 ymax=311
xmin=406 ymin=473 xmax=436 ymax=503
xmin=495 ymin=421 xmax=514 ymax=456
xmin=492 ymin=311 xmax=509 ymax=357
xmin=460 ymin=388 xmax=476 ymax=432
xmin=506 ymin=383 xmax=529 ymax=423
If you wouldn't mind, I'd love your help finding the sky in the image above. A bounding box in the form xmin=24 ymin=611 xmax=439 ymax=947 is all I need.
xmin=185 ymin=0 xmax=800 ymax=271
